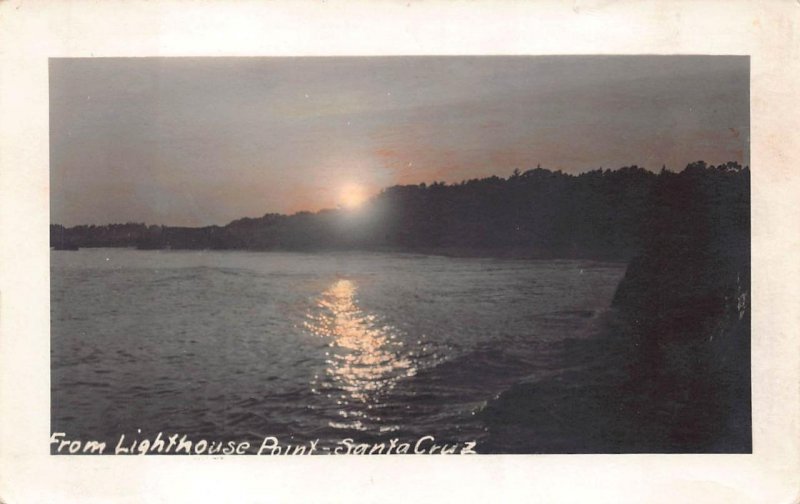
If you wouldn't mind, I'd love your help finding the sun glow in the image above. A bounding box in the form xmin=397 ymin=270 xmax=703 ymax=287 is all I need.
xmin=340 ymin=183 xmax=368 ymax=209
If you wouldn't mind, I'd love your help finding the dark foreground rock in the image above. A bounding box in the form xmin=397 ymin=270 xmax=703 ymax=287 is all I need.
xmin=479 ymin=163 xmax=751 ymax=453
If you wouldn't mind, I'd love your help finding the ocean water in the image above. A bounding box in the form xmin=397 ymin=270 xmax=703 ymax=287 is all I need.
xmin=51 ymin=249 xmax=624 ymax=453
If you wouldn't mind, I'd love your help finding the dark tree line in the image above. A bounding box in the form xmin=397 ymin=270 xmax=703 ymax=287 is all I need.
xmin=52 ymin=162 xmax=747 ymax=260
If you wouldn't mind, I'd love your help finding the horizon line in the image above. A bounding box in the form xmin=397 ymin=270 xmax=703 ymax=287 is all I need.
xmin=51 ymin=160 xmax=748 ymax=229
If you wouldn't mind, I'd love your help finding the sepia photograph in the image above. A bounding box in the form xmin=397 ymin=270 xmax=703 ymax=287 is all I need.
xmin=49 ymin=55 xmax=751 ymax=455
xmin=2 ymin=1 xmax=799 ymax=502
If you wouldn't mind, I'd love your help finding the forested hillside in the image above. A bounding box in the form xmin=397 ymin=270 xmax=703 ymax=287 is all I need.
xmin=52 ymin=162 xmax=747 ymax=261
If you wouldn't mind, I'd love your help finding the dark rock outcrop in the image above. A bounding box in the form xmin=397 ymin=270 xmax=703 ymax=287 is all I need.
xmin=480 ymin=162 xmax=751 ymax=453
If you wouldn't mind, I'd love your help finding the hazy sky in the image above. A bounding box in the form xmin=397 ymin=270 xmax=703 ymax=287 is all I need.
xmin=50 ymin=56 xmax=749 ymax=227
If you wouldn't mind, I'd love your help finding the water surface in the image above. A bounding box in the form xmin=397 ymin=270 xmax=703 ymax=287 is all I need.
xmin=51 ymin=249 xmax=624 ymax=452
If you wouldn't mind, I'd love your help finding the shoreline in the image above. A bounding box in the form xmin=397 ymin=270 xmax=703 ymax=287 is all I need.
xmin=51 ymin=245 xmax=634 ymax=264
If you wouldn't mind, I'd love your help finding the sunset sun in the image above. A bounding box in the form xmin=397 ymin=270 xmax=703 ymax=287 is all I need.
xmin=340 ymin=183 xmax=368 ymax=209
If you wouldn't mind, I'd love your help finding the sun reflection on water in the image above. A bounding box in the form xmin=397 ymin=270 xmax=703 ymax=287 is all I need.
xmin=304 ymin=278 xmax=414 ymax=431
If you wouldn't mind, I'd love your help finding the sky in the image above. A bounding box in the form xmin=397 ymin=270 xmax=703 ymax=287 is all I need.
xmin=50 ymin=56 xmax=749 ymax=227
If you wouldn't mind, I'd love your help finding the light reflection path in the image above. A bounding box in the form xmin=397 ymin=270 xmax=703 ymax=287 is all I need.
xmin=304 ymin=278 xmax=415 ymax=431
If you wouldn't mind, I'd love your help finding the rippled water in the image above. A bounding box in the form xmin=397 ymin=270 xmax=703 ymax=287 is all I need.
xmin=51 ymin=249 xmax=624 ymax=452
